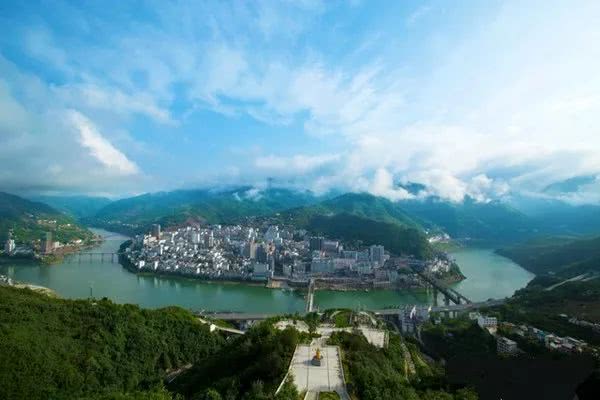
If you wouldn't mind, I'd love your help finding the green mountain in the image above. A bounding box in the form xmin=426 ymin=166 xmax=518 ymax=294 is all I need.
xmin=1 ymin=286 xmax=475 ymax=400
xmin=0 ymin=192 xmax=93 ymax=244
xmin=397 ymin=197 xmax=536 ymax=243
xmin=32 ymin=195 xmax=112 ymax=219
xmin=88 ymin=187 xmax=323 ymax=234
xmin=305 ymin=212 xmax=433 ymax=259
xmin=282 ymin=192 xmax=537 ymax=246
xmin=0 ymin=285 xmax=222 ymax=400
xmin=282 ymin=192 xmax=425 ymax=228
xmin=87 ymin=187 xmax=600 ymax=248
xmin=275 ymin=193 xmax=433 ymax=258
xmin=497 ymin=236 xmax=600 ymax=277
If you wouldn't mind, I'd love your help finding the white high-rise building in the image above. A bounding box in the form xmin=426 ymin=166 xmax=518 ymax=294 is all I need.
xmin=4 ymin=238 xmax=15 ymax=254
xmin=369 ymin=245 xmax=385 ymax=265
xmin=191 ymin=232 xmax=201 ymax=244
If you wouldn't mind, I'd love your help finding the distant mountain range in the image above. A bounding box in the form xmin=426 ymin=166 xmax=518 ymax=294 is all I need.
xmin=6 ymin=186 xmax=600 ymax=254
xmin=82 ymin=188 xmax=544 ymax=245
xmin=32 ymin=195 xmax=112 ymax=219
xmin=0 ymin=192 xmax=92 ymax=244
xmin=86 ymin=187 xmax=324 ymax=231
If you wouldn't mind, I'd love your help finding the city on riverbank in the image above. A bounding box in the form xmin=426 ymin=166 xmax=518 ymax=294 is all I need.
xmin=122 ymin=223 xmax=465 ymax=292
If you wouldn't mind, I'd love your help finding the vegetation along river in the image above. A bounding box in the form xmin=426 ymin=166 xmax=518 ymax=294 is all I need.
xmin=0 ymin=229 xmax=534 ymax=313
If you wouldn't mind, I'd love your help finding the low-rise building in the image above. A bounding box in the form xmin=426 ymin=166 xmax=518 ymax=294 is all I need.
xmin=497 ymin=336 xmax=518 ymax=355
xmin=477 ymin=315 xmax=498 ymax=332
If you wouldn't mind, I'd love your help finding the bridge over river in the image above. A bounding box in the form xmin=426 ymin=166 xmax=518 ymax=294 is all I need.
xmin=198 ymin=298 xmax=506 ymax=322
xmin=64 ymin=252 xmax=124 ymax=263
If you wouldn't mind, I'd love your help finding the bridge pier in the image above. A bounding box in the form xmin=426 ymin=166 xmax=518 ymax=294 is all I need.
xmin=306 ymin=279 xmax=316 ymax=313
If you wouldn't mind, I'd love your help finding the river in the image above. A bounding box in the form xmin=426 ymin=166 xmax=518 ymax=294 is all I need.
xmin=0 ymin=229 xmax=534 ymax=312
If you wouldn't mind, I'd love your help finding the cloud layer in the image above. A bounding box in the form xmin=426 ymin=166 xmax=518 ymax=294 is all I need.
xmin=1 ymin=1 xmax=599 ymax=203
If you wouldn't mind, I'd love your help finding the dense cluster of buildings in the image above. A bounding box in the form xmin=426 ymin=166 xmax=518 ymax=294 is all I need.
xmin=124 ymin=223 xmax=453 ymax=287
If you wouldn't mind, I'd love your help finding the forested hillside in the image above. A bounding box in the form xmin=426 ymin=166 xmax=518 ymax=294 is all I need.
xmin=282 ymin=192 xmax=425 ymax=228
xmin=398 ymin=197 xmax=536 ymax=243
xmin=0 ymin=286 xmax=222 ymax=400
xmin=0 ymin=192 xmax=93 ymax=244
xmin=33 ymin=195 xmax=113 ymax=219
xmin=87 ymin=187 xmax=322 ymax=234
xmin=327 ymin=331 xmax=478 ymax=400
xmin=304 ymin=213 xmax=434 ymax=259
xmin=497 ymin=236 xmax=600 ymax=276
xmin=0 ymin=287 xmax=309 ymax=400
xmin=169 ymin=323 xmax=299 ymax=399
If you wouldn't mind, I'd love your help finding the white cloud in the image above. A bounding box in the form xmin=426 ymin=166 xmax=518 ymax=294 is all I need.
xmin=56 ymin=84 xmax=172 ymax=124
xmin=0 ymin=56 xmax=146 ymax=195
xmin=367 ymin=168 xmax=413 ymax=201
xmin=69 ymin=111 xmax=139 ymax=175
xmin=2 ymin=0 xmax=600 ymax=203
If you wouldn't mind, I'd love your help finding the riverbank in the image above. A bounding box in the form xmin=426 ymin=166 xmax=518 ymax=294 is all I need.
xmin=1 ymin=274 xmax=56 ymax=297
xmin=1 ymin=234 xmax=104 ymax=266
xmin=1 ymin=229 xmax=536 ymax=312
xmin=119 ymin=251 xmax=270 ymax=287
xmin=449 ymin=248 xmax=535 ymax=301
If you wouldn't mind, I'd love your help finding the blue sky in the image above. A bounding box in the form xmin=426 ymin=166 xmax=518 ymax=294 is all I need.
xmin=1 ymin=0 xmax=600 ymax=203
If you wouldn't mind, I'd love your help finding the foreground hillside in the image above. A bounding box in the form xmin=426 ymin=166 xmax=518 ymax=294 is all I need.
xmin=327 ymin=331 xmax=478 ymax=400
xmin=0 ymin=286 xmax=222 ymax=400
xmin=0 ymin=287 xmax=479 ymax=400
xmin=494 ymin=236 xmax=600 ymax=340
xmin=0 ymin=192 xmax=93 ymax=245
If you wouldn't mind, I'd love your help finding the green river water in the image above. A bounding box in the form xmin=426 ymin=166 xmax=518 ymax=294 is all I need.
xmin=0 ymin=229 xmax=534 ymax=313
